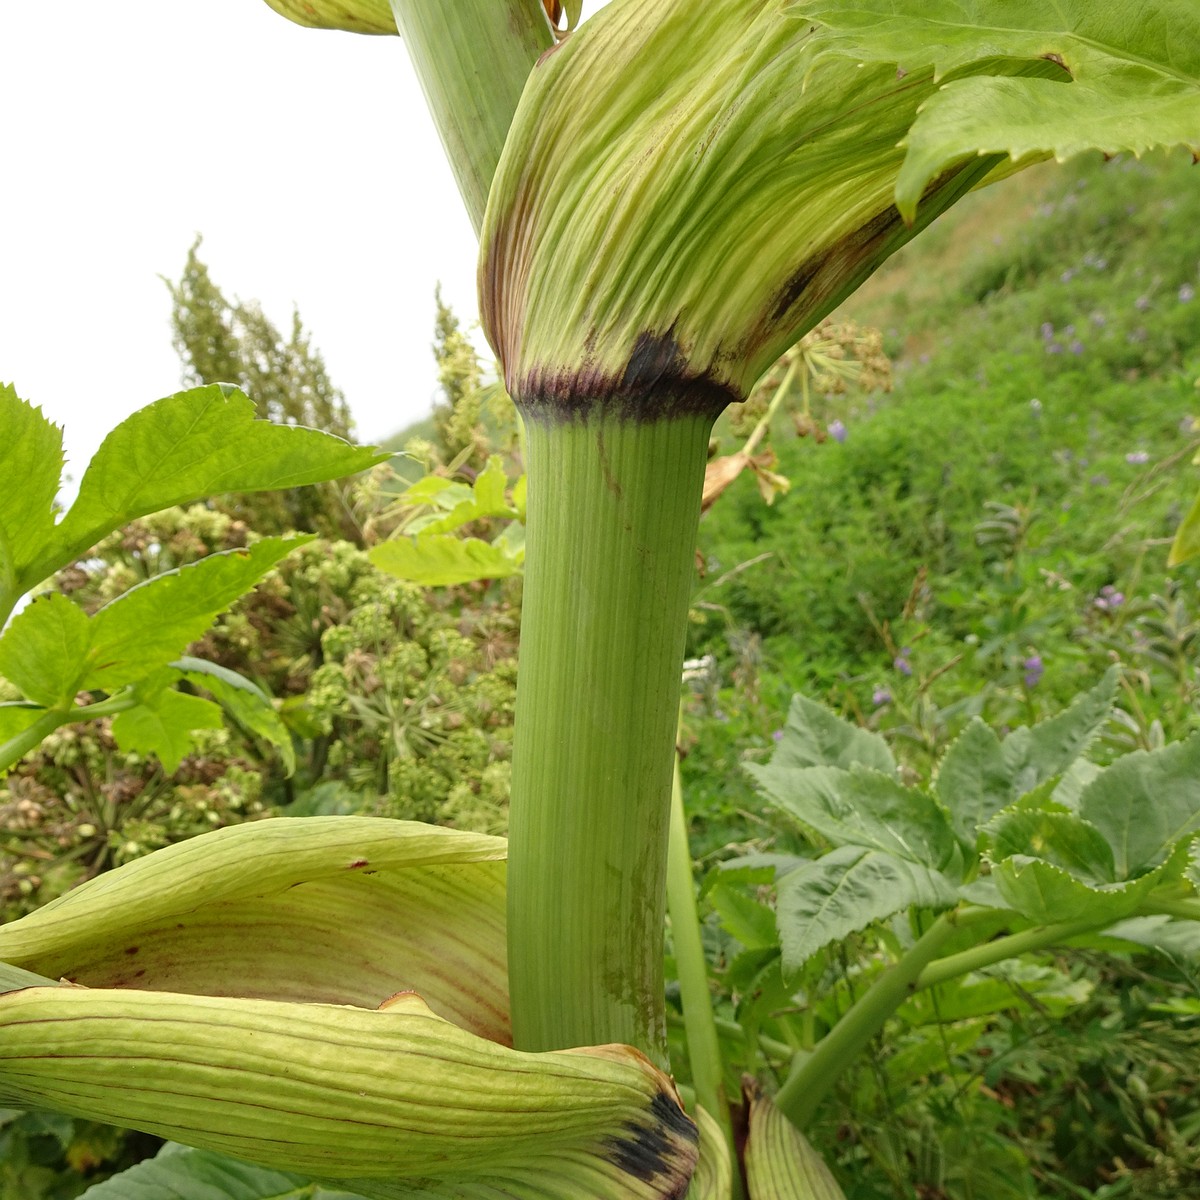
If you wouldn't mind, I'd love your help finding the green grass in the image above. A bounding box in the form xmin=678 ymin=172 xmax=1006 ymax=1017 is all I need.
xmin=688 ymin=150 xmax=1200 ymax=809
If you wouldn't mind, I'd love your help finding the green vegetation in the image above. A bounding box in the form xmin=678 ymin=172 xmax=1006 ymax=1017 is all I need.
xmin=2 ymin=3 xmax=1200 ymax=1199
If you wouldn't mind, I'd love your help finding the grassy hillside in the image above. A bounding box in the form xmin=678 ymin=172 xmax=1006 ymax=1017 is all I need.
xmin=690 ymin=150 xmax=1200 ymax=773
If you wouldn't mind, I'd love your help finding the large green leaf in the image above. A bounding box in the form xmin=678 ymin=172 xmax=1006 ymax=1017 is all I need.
xmin=0 ymin=988 xmax=697 ymax=1199
xmin=0 ymin=592 xmax=91 ymax=708
xmin=934 ymin=671 xmax=1114 ymax=846
xmin=749 ymin=762 xmax=955 ymax=870
xmin=0 ymin=386 xmax=63 ymax=601
xmin=28 ymin=386 xmax=385 ymax=588
xmin=985 ymin=808 xmax=1116 ymax=885
xmin=775 ymin=845 xmax=958 ymax=977
xmin=991 ymin=840 xmax=1191 ymax=926
xmin=788 ymin=1 xmax=1200 ymax=220
xmin=768 ymin=694 xmax=895 ymax=774
xmin=1077 ymin=734 xmax=1200 ymax=877
xmin=83 ymin=537 xmax=308 ymax=692
xmin=0 ymin=817 xmax=510 ymax=1044
xmin=81 ymin=1143 xmax=363 ymax=1199
xmin=111 ymin=689 xmax=225 ymax=775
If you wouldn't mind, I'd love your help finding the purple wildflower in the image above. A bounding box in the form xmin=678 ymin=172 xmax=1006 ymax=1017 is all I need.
xmin=1069 ymin=340 xmax=1085 ymax=355
xmin=1023 ymin=655 xmax=1044 ymax=689
xmin=772 ymin=729 xmax=784 ymax=742
xmin=893 ymin=647 xmax=913 ymax=677
xmin=828 ymin=419 xmax=848 ymax=443
xmin=1094 ymin=585 xmax=1125 ymax=611
xmin=1046 ymin=342 xmax=1064 ymax=355
xmin=1040 ymin=322 xmax=1055 ymax=340
xmin=1126 ymin=450 xmax=1150 ymax=465
xmin=872 ymin=687 xmax=892 ymax=707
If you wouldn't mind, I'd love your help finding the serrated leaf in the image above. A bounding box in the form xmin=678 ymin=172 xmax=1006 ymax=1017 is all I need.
xmin=1077 ymin=734 xmax=1200 ymax=878
xmin=768 ymin=693 xmax=895 ymax=773
xmin=0 ymin=592 xmax=91 ymax=707
xmin=84 ymin=537 xmax=308 ymax=691
xmin=111 ymin=691 xmax=224 ymax=775
xmin=81 ymin=1143 xmax=361 ymax=1199
xmin=992 ymin=840 xmax=1191 ymax=926
xmin=936 ymin=674 xmax=1114 ymax=846
xmin=985 ymin=808 xmax=1116 ymax=885
xmin=31 ymin=386 xmax=384 ymax=588
xmin=369 ymin=534 xmax=523 ymax=586
xmin=934 ymin=718 xmax=1010 ymax=847
xmin=788 ymin=1 xmax=1200 ymax=221
xmin=775 ymin=846 xmax=958 ymax=977
xmin=181 ymin=662 xmax=295 ymax=777
xmin=749 ymin=762 xmax=955 ymax=869
xmin=0 ymin=385 xmax=63 ymax=596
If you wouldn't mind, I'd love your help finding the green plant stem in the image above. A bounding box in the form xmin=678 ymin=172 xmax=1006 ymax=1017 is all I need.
xmin=914 ymin=919 xmax=1101 ymax=991
xmin=0 ymin=691 xmax=140 ymax=776
xmin=741 ymin=361 xmax=797 ymax=458
xmin=666 ymin=741 xmax=741 ymax=1193
xmin=389 ymin=0 xmax=551 ymax=234
xmin=507 ymin=406 xmax=714 ymax=1062
xmin=774 ymin=911 xmax=961 ymax=1129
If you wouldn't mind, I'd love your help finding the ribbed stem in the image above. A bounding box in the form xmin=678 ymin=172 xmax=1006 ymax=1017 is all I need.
xmin=775 ymin=913 xmax=960 ymax=1129
xmin=389 ymin=0 xmax=551 ymax=233
xmin=507 ymin=405 xmax=715 ymax=1062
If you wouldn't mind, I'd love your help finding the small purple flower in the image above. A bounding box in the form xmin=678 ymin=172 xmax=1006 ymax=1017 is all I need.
xmin=1180 ymin=284 xmax=1196 ymax=303
xmin=1069 ymin=340 xmax=1085 ymax=355
xmin=1090 ymin=473 xmax=1110 ymax=486
xmin=1046 ymin=342 xmax=1064 ymax=355
xmin=828 ymin=419 xmax=848 ymax=443
xmin=893 ymin=647 xmax=913 ymax=677
xmin=872 ymin=687 xmax=892 ymax=707
xmin=1094 ymin=585 xmax=1126 ymax=612
xmin=1135 ymin=295 xmax=1152 ymax=312
xmin=1023 ymin=655 xmax=1044 ymax=689
xmin=1126 ymin=450 xmax=1150 ymax=465
xmin=1040 ymin=322 xmax=1055 ymax=340
xmin=1090 ymin=311 xmax=1107 ymax=327
xmin=772 ymin=729 xmax=784 ymax=742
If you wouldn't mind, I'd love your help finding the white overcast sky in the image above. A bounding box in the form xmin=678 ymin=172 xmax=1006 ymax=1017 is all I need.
xmin=0 ymin=1 xmax=603 ymax=486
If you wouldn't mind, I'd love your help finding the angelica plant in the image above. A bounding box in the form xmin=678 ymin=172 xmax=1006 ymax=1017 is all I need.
xmin=0 ymin=2 xmax=1198 ymax=1197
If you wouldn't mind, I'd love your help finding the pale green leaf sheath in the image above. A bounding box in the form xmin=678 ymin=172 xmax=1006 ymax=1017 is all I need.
xmin=743 ymin=1083 xmax=846 ymax=1200
xmin=0 ymin=988 xmax=698 ymax=1200
xmin=0 ymin=817 xmax=510 ymax=1043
